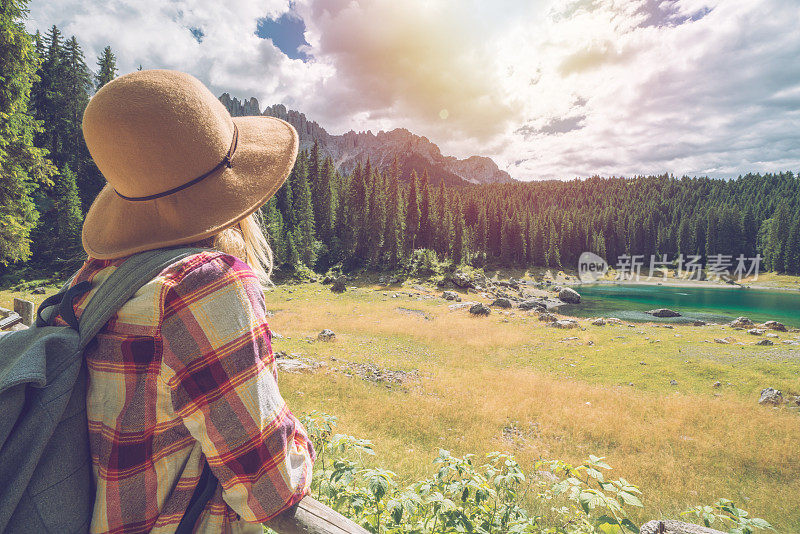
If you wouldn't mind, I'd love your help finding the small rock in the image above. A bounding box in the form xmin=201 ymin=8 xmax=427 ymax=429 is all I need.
xmin=317 ymin=329 xmax=336 ymax=342
xmin=451 ymin=271 xmax=474 ymax=288
xmin=670 ymin=379 xmax=678 ymax=386
xmin=558 ymin=287 xmax=581 ymax=304
xmin=756 ymin=339 xmax=774 ymax=346
xmin=469 ymin=303 xmax=491 ymax=316
xmin=590 ymin=318 xmax=606 ymax=326
xmin=331 ymin=276 xmax=347 ymax=293
xmin=693 ymin=320 xmax=707 ymax=326
xmin=714 ymin=337 xmax=736 ymax=344
xmin=441 ymin=290 xmax=461 ymax=301
xmin=747 ymin=328 xmax=765 ymax=336
xmin=639 ymin=361 xmax=647 ymax=365
xmin=730 ymin=316 xmax=754 ymax=328
xmin=413 ymin=284 xmax=428 ymax=292
xmin=762 ymin=320 xmax=787 ymax=332
xmin=277 ymin=359 xmax=313 ymax=373
xmin=538 ymin=312 xmax=557 ymax=322
xmin=491 ymin=298 xmax=513 ymax=309
xmin=518 ymin=299 xmax=546 ymax=311
xmin=449 ymin=301 xmax=477 ymax=311
xmin=646 ymin=308 xmax=681 ymax=318
xmin=32 ymin=287 xmax=47 ymax=294
xmin=713 ymin=381 xmax=721 ymax=388
xmin=766 ymin=333 xmax=779 ymax=338
xmin=759 ymin=387 xmax=783 ymax=405
xmin=549 ymin=319 xmax=578 ymax=329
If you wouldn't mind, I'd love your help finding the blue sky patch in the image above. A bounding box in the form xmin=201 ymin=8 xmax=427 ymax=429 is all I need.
xmin=189 ymin=26 xmax=204 ymax=43
xmin=256 ymin=12 xmax=310 ymax=61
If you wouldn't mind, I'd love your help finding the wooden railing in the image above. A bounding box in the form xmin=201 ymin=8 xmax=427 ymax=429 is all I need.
xmin=265 ymin=496 xmax=370 ymax=533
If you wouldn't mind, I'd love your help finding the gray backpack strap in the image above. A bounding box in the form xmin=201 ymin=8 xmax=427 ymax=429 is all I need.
xmin=77 ymin=247 xmax=210 ymax=347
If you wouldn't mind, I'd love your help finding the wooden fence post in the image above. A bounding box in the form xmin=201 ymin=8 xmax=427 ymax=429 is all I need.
xmin=14 ymin=298 xmax=34 ymax=327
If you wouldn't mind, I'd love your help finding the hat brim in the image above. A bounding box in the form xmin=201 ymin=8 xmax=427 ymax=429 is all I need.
xmin=82 ymin=115 xmax=298 ymax=260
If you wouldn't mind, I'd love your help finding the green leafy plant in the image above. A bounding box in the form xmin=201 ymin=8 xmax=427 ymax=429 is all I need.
xmin=285 ymin=413 xmax=773 ymax=534
xmin=683 ymin=498 xmax=775 ymax=534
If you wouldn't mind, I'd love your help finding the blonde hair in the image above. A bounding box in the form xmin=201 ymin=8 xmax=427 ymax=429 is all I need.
xmin=194 ymin=210 xmax=274 ymax=288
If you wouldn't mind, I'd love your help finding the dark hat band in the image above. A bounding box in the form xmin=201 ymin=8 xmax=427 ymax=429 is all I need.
xmin=115 ymin=123 xmax=239 ymax=202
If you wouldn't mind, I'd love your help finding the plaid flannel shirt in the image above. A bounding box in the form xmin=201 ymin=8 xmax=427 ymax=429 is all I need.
xmin=55 ymin=250 xmax=314 ymax=533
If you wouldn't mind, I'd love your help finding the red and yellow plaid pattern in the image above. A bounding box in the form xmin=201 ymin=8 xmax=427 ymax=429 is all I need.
xmin=57 ymin=250 xmax=314 ymax=533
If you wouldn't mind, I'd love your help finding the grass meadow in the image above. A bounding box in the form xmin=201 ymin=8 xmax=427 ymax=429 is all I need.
xmin=264 ymin=279 xmax=800 ymax=531
xmin=3 ymin=274 xmax=799 ymax=530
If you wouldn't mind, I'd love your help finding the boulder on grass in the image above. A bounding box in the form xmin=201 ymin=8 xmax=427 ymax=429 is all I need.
xmin=558 ymin=287 xmax=581 ymax=303
xmin=469 ymin=303 xmax=491 ymax=316
xmin=442 ymin=291 xmax=461 ymax=302
xmin=759 ymin=387 xmax=783 ymax=405
xmin=756 ymin=339 xmax=774 ymax=346
xmin=451 ymin=271 xmax=474 ymax=289
xmin=317 ymin=329 xmax=336 ymax=342
xmin=646 ymin=308 xmax=681 ymax=318
xmin=491 ymin=298 xmax=513 ymax=309
xmin=761 ymin=320 xmax=787 ymax=332
xmin=729 ymin=316 xmax=753 ymax=328
xmin=518 ymin=299 xmax=546 ymax=311
xmin=549 ymin=319 xmax=578 ymax=329
xmin=747 ymin=328 xmax=765 ymax=336
xmin=331 ymin=276 xmax=347 ymax=293
xmin=590 ymin=318 xmax=606 ymax=326
xmin=538 ymin=312 xmax=557 ymax=322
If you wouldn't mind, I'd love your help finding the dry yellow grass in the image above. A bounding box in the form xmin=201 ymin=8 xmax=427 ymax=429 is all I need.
xmin=266 ymin=281 xmax=800 ymax=531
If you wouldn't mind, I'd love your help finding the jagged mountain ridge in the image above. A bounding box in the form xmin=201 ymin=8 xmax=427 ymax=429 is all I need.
xmin=219 ymin=93 xmax=513 ymax=186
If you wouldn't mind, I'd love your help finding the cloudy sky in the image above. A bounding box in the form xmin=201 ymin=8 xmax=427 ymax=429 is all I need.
xmin=27 ymin=0 xmax=800 ymax=180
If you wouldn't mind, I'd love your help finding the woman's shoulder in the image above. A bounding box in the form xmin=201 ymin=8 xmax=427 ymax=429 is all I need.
xmin=158 ymin=249 xmax=258 ymax=290
xmin=66 ymin=250 xmax=259 ymax=331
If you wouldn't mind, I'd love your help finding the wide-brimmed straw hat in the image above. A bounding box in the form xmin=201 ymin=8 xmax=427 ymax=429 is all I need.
xmin=81 ymin=69 xmax=298 ymax=259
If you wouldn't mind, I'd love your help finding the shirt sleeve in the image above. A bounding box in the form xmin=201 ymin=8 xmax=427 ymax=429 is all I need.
xmin=158 ymin=252 xmax=315 ymax=522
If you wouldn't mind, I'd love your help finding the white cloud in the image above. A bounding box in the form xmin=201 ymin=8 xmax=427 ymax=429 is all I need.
xmin=26 ymin=0 xmax=800 ymax=180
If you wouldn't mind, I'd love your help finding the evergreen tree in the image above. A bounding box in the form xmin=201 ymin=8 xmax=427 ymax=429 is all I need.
xmin=95 ymin=45 xmax=117 ymax=90
xmin=785 ymin=218 xmax=800 ymax=274
xmin=433 ymin=178 xmax=447 ymax=256
xmin=381 ymin=159 xmax=402 ymax=267
xmin=289 ymin=152 xmax=315 ymax=265
xmin=404 ymin=170 xmax=420 ymax=253
xmin=34 ymin=25 xmax=67 ymax=159
xmin=344 ymin=162 xmax=368 ymax=264
xmin=310 ymin=141 xmax=332 ymax=241
xmin=0 ymin=0 xmax=55 ymax=264
xmin=365 ymin=167 xmax=385 ymax=266
xmin=451 ymin=196 xmax=465 ymax=265
xmin=418 ymin=170 xmax=433 ymax=249
xmin=262 ymin=196 xmax=286 ymax=263
xmin=48 ymin=165 xmax=83 ymax=263
xmin=474 ymin=204 xmax=487 ymax=264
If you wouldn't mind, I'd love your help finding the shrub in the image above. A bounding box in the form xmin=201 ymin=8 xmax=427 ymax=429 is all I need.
xmin=266 ymin=413 xmax=773 ymax=534
xmin=402 ymin=249 xmax=446 ymax=278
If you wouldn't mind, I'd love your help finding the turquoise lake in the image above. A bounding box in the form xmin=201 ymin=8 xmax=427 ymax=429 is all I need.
xmin=558 ymin=283 xmax=800 ymax=327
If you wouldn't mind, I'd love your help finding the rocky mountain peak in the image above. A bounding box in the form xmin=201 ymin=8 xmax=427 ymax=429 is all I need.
xmin=219 ymin=94 xmax=514 ymax=185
